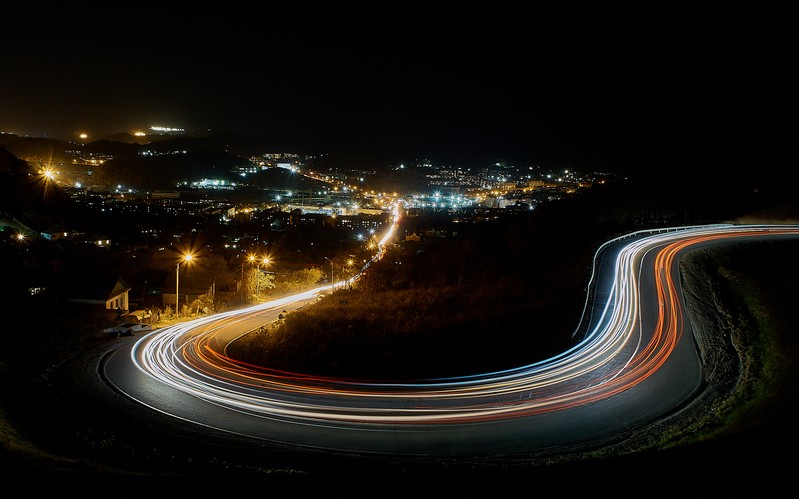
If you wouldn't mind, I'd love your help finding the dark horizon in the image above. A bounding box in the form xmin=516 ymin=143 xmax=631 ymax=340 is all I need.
xmin=2 ymin=4 xmax=795 ymax=178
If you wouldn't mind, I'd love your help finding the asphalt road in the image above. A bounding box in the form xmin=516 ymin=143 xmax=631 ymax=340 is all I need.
xmin=93 ymin=224 xmax=799 ymax=460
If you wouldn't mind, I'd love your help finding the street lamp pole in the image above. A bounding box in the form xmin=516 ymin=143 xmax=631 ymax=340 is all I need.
xmin=175 ymin=262 xmax=180 ymax=316
xmin=176 ymin=254 xmax=192 ymax=316
xmin=256 ymin=260 xmax=261 ymax=300
xmin=324 ymin=256 xmax=334 ymax=290
xmin=246 ymin=255 xmax=258 ymax=301
xmin=255 ymin=256 xmax=271 ymax=300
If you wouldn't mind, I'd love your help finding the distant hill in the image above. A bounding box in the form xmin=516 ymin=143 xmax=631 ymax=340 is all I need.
xmin=141 ymin=132 xmax=293 ymax=158
xmin=1 ymin=131 xmax=296 ymax=164
xmin=0 ymin=147 xmax=80 ymax=230
xmin=0 ymin=147 xmax=31 ymax=175
xmin=0 ymin=130 xmax=423 ymax=172
xmin=0 ymin=132 xmax=23 ymax=146
xmin=1 ymin=130 xmax=331 ymax=192
xmin=93 ymin=148 xmax=247 ymax=190
xmin=244 ymin=167 xmax=328 ymax=192
xmin=101 ymin=132 xmax=149 ymax=144
xmin=0 ymin=131 xmax=417 ymax=191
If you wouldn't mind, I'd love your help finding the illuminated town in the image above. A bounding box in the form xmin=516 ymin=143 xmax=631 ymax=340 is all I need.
xmin=3 ymin=127 xmax=616 ymax=249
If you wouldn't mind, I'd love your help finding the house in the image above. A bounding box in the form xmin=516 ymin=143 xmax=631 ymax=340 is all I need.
xmin=65 ymin=275 xmax=132 ymax=320
xmin=67 ymin=276 xmax=131 ymax=312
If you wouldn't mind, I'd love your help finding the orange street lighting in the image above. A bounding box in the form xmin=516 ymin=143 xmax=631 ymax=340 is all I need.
xmin=255 ymin=256 xmax=271 ymax=300
xmin=176 ymin=253 xmax=193 ymax=317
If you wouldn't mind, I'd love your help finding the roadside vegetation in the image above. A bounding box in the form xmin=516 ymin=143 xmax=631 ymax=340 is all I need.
xmin=680 ymin=240 xmax=799 ymax=443
xmin=572 ymin=238 xmax=799 ymax=463
xmin=228 ymin=211 xmax=593 ymax=380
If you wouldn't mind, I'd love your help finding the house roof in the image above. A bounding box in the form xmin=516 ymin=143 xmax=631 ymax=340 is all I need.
xmin=67 ymin=274 xmax=130 ymax=301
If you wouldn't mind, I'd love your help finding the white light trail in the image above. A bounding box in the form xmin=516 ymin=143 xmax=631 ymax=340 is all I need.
xmin=130 ymin=224 xmax=799 ymax=428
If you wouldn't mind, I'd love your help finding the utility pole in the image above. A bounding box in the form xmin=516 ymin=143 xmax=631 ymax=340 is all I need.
xmin=324 ymin=257 xmax=334 ymax=290
xmin=175 ymin=262 xmax=180 ymax=316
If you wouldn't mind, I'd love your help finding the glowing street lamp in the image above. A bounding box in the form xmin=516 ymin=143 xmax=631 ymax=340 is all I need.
xmin=14 ymin=232 xmax=26 ymax=255
xmin=176 ymin=253 xmax=193 ymax=317
xmin=255 ymin=256 xmax=270 ymax=300
xmin=243 ymin=254 xmax=257 ymax=301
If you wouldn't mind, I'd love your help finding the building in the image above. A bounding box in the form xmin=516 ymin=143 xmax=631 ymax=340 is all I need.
xmin=66 ymin=275 xmax=130 ymax=312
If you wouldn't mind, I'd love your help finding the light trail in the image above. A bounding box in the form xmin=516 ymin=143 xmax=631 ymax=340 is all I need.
xmin=130 ymin=223 xmax=799 ymax=430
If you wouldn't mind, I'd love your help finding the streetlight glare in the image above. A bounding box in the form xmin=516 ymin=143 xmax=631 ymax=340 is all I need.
xmin=176 ymin=252 xmax=195 ymax=317
xmin=252 ymin=254 xmax=271 ymax=301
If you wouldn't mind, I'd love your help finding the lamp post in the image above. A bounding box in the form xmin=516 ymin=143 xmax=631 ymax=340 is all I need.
xmin=176 ymin=253 xmax=192 ymax=317
xmin=324 ymin=256 xmax=334 ymax=290
xmin=256 ymin=256 xmax=263 ymax=300
xmin=255 ymin=256 xmax=271 ymax=300
xmin=14 ymin=233 xmax=25 ymax=256
xmin=247 ymin=255 xmax=256 ymax=301
xmin=345 ymin=258 xmax=354 ymax=289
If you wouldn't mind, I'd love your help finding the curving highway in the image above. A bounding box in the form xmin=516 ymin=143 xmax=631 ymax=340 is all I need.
xmin=102 ymin=222 xmax=799 ymax=457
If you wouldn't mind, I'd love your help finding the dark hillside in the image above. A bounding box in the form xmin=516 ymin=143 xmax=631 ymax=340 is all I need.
xmin=0 ymin=148 xmax=80 ymax=226
xmin=142 ymin=132 xmax=291 ymax=158
xmin=229 ymin=175 xmax=798 ymax=378
xmin=97 ymin=148 xmax=249 ymax=190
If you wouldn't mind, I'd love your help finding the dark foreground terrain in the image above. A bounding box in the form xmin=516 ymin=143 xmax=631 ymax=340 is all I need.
xmin=3 ymin=174 xmax=799 ymax=495
xmin=2 ymin=233 xmax=798 ymax=496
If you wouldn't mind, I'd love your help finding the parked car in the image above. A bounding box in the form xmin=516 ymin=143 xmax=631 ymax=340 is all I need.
xmin=103 ymin=322 xmax=152 ymax=337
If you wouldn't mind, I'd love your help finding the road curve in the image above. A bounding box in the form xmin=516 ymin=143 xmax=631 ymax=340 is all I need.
xmin=103 ymin=223 xmax=799 ymax=457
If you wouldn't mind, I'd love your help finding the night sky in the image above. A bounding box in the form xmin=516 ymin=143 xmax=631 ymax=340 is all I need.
xmin=2 ymin=3 xmax=795 ymax=178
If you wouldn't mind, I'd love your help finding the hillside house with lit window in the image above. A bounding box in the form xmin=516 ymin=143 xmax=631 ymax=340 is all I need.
xmin=67 ymin=275 xmax=131 ymax=313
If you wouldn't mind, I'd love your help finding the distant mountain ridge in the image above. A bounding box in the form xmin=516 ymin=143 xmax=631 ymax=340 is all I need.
xmin=1 ymin=131 xmax=290 ymax=160
xmin=1 ymin=130 xmax=405 ymax=167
